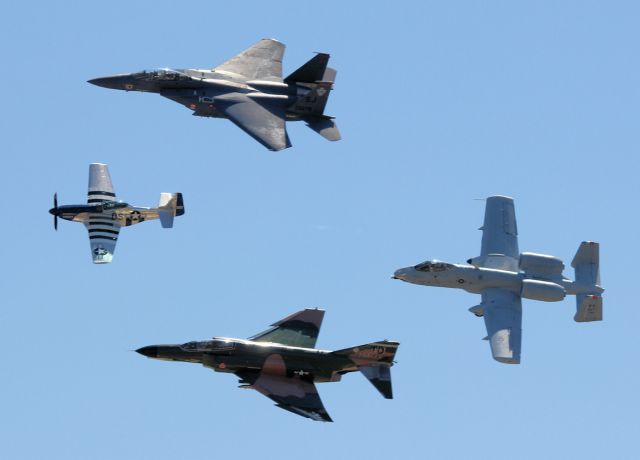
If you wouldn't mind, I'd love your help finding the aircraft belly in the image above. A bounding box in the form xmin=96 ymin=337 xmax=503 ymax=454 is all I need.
xmin=161 ymin=89 xmax=225 ymax=118
xmin=71 ymin=212 xmax=90 ymax=222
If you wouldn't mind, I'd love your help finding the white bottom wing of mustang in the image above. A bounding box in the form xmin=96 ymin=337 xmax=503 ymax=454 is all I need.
xmin=88 ymin=228 xmax=119 ymax=264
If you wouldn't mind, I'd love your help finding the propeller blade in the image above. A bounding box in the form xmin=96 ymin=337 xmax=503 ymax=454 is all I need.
xmin=53 ymin=192 xmax=58 ymax=231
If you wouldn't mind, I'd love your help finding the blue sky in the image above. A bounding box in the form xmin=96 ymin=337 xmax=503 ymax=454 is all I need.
xmin=1 ymin=1 xmax=639 ymax=459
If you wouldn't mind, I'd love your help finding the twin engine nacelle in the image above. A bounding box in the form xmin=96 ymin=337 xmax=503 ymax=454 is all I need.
xmin=519 ymin=252 xmax=565 ymax=277
xmin=521 ymin=279 xmax=566 ymax=302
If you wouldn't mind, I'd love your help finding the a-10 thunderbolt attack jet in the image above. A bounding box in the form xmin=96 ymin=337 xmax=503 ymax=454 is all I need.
xmin=137 ymin=309 xmax=399 ymax=422
xmin=49 ymin=163 xmax=184 ymax=264
xmin=88 ymin=38 xmax=340 ymax=151
xmin=393 ymin=196 xmax=603 ymax=364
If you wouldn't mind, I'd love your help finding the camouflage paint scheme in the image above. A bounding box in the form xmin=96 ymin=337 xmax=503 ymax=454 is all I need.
xmin=49 ymin=163 xmax=184 ymax=263
xmin=137 ymin=309 xmax=399 ymax=422
xmin=89 ymin=38 xmax=340 ymax=151
xmin=393 ymin=196 xmax=603 ymax=364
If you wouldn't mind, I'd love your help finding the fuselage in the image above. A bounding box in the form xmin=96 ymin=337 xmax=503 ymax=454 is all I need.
xmin=393 ymin=262 xmax=604 ymax=300
xmin=137 ymin=337 xmax=358 ymax=384
xmin=49 ymin=201 xmax=155 ymax=227
xmin=88 ymin=68 xmax=314 ymax=120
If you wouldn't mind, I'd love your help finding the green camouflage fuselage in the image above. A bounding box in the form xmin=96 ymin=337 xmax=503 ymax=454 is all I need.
xmin=142 ymin=338 xmax=360 ymax=383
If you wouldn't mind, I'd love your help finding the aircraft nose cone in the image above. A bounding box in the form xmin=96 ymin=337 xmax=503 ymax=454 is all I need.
xmin=136 ymin=346 xmax=159 ymax=358
xmin=88 ymin=75 xmax=133 ymax=90
xmin=48 ymin=208 xmax=56 ymax=215
xmin=392 ymin=269 xmax=406 ymax=280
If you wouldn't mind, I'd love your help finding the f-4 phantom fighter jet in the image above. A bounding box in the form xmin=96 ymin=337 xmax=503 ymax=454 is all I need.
xmin=88 ymin=38 xmax=340 ymax=151
xmin=137 ymin=309 xmax=399 ymax=422
xmin=393 ymin=196 xmax=603 ymax=364
xmin=49 ymin=163 xmax=184 ymax=264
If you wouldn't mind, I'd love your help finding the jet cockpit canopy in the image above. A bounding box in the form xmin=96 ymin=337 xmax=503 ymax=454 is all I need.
xmin=137 ymin=68 xmax=190 ymax=81
xmin=414 ymin=260 xmax=453 ymax=272
xmin=181 ymin=341 xmax=199 ymax=350
xmin=181 ymin=339 xmax=235 ymax=353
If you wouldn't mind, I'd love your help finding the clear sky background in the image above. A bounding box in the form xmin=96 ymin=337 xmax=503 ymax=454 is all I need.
xmin=1 ymin=1 xmax=638 ymax=459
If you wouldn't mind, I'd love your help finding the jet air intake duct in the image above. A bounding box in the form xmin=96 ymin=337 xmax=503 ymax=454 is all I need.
xmin=521 ymin=279 xmax=566 ymax=302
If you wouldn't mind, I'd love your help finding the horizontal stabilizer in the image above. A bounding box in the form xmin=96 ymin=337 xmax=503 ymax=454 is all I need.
xmin=304 ymin=116 xmax=341 ymax=141
xmin=571 ymin=242 xmax=603 ymax=322
xmin=360 ymin=366 xmax=393 ymax=399
xmin=285 ymin=53 xmax=330 ymax=83
xmin=572 ymin=241 xmax=600 ymax=286
xmin=575 ymin=294 xmax=603 ymax=322
xmin=158 ymin=192 xmax=184 ymax=228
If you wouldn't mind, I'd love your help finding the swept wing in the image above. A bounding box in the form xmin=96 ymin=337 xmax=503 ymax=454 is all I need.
xmin=249 ymin=308 xmax=324 ymax=348
xmin=214 ymin=38 xmax=284 ymax=81
xmin=236 ymin=370 xmax=332 ymax=422
xmin=214 ymin=93 xmax=290 ymax=151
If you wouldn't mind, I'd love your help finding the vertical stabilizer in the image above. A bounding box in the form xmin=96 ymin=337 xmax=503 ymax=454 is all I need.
xmin=285 ymin=53 xmax=330 ymax=83
xmin=360 ymin=366 xmax=393 ymax=399
xmin=571 ymin=241 xmax=603 ymax=322
xmin=332 ymin=340 xmax=399 ymax=399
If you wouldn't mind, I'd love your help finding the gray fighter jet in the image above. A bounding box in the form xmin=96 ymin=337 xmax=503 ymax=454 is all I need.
xmin=49 ymin=163 xmax=184 ymax=263
xmin=137 ymin=309 xmax=399 ymax=422
xmin=393 ymin=196 xmax=603 ymax=364
xmin=88 ymin=38 xmax=340 ymax=151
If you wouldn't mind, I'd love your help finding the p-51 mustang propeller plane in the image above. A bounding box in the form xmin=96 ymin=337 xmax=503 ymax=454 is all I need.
xmin=49 ymin=163 xmax=184 ymax=264
xmin=393 ymin=196 xmax=603 ymax=364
